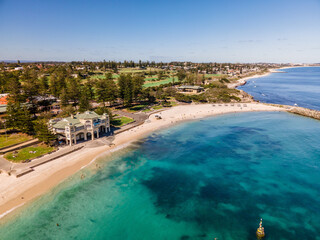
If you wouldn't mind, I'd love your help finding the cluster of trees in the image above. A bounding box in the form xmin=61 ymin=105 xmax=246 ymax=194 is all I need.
xmin=0 ymin=67 xmax=148 ymax=143
xmin=0 ymin=60 xmax=246 ymax=145
xmin=94 ymin=73 xmax=144 ymax=106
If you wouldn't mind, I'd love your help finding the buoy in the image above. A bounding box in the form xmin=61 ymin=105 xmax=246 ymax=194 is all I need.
xmin=256 ymin=218 xmax=265 ymax=239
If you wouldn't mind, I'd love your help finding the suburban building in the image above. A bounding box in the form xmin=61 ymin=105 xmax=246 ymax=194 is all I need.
xmin=50 ymin=111 xmax=110 ymax=146
xmin=0 ymin=94 xmax=8 ymax=105
xmin=0 ymin=94 xmax=8 ymax=118
xmin=177 ymin=85 xmax=204 ymax=93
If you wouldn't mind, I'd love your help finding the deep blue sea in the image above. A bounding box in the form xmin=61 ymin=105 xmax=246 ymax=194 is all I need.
xmin=1 ymin=112 xmax=320 ymax=240
xmin=238 ymin=67 xmax=320 ymax=110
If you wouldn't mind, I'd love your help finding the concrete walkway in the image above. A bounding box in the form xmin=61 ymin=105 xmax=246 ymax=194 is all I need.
xmin=0 ymin=156 xmax=13 ymax=173
xmin=0 ymin=136 xmax=115 ymax=177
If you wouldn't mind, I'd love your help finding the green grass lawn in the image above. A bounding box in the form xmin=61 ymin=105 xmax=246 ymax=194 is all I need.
xmin=143 ymin=77 xmax=179 ymax=88
xmin=119 ymin=67 xmax=162 ymax=74
xmin=153 ymin=105 xmax=163 ymax=110
xmin=142 ymin=108 xmax=153 ymax=112
xmin=128 ymin=104 xmax=149 ymax=112
xmin=119 ymin=68 xmax=145 ymax=73
xmin=112 ymin=74 xmax=120 ymax=79
xmin=90 ymin=73 xmax=119 ymax=80
xmin=111 ymin=117 xmax=134 ymax=127
xmin=4 ymin=144 xmax=56 ymax=163
xmin=144 ymin=76 xmax=158 ymax=81
xmin=169 ymin=101 xmax=178 ymax=106
xmin=0 ymin=134 xmax=33 ymax=149
xmin=205 ymin=74 xmax=221 ymax=78
xmin=90 ymin=74 xmax=106 ymax=80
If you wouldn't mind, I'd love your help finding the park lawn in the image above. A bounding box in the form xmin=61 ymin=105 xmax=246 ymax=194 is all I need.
xmin=119 ymin=67 xmax=162 ymax=73
xmin=144 ymin=76 xmax=158 ymax=81
xmin=90 ymin=74 xmax=106 ymax=80
xmin=90 ymin=73 xmax=119 ymax=79
xmin=205 ymin=74 xmax=221 ymax=78
xmin=112 ymin=74 xmax=120 ymax=79
xmin=153 ymin=105 xmax=163 ymax=110
xmin=111 ymin=116 xmax=134 ymax=127
xmin=142 ymin=108 xmax=152 ymax=112
xmin=4 ymin=144 xmax=56 ymax=163
xmin=0 ymin=134 xmax=33 ymax=149
xmin=169 ymin=101 xmax=178 ymax=106
xmin=127 ymin=104 xmax=149 ymax=112
xmin=143 ymin=77 xmax=179 ymax=88
xmin=119 ymin=68 xmax=149 ymax=74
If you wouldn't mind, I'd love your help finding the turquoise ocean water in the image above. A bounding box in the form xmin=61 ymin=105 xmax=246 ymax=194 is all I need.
xmin=238 ymin=67 xmax=320 ymax=110
xmin=0 ymin=112 xmax=320 ymax=240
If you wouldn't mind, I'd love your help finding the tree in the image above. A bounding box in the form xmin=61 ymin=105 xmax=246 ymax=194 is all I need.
xmin=21 ymin=69 xmax=40 ymax=115
xmin=132 ymin=75 xmax=144 ymax=100
xmin=118 ymin=74 xmax=133 ymax=106
xmin=185 ymin=73 xmax=196 ymax=85
xmin=176 ymin=70 xmax=186 ymax=81
xmin=6 ymin=75 xmax=24 ymax=103
xmin=79 ymin=86 xmax=91 ymax=112
xmin=141 ymin=89 xmax=156 ymax=103
xmin=6 ymin=101 xmax=34 ymax=134
xmin=39 ymin=75 xmax=49 ymax=96
xmin=66 ymin=77 xmax=81 ymax=106
xmin=49 ymin=67 xmax=68 ymax=97
xmin=201 ymin=74 xmax=206 ymax=85
xmin=60 ymin=88 xmax=69 ymax=107
xmin=95 ymin=78 xmax=118 ymax=107
xmin=157 ymin=71 xmax=164 ymax=80
xmin=59 ymin=105 xmax=75 ymax=118
xmin=49 ymin=74 xmax=59 ymax=97
xmin=34 ymin=119 xmax=56 ymax=145
xmin=105 ymin=72 xmax=113 ymax=80
xmin=95 ymin=107 xmax=113 ymax=121
xmin=85 ymin=79 xmax=95 ymax=100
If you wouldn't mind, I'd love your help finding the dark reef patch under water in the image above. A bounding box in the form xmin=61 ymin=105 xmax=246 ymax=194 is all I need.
xmin=0 ymin=112 xmax=320 ymax=240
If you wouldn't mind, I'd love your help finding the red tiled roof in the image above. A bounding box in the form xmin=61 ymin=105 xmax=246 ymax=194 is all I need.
xmin=0 ymin=95 xmax=8 ymax=105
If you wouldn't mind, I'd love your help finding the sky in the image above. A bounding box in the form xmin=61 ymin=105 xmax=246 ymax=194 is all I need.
xmin=0 ymin=0 xmax=319 ymax=63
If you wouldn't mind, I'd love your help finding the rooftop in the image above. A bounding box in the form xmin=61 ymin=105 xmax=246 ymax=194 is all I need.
xmin=52 ymin=111 xmax=104 ymax=129
xmin=178 ymin=85 xmax=204 ymax=90
xmin=75 ymin=111 xmax=100 ymax=119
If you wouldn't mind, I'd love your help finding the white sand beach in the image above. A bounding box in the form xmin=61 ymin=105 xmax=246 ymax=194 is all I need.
xmin=0 ymin=103 xmax=285 ymax=221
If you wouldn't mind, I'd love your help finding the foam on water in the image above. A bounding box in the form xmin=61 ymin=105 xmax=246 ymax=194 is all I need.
xmin=0 ymin=112 xmax=320 ymax=240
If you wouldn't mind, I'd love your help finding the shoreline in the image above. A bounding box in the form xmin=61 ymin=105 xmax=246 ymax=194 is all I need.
xmin=229 ymin=65 xmax=316 ymax=89
xmin=227 ymin=70 xmax=273 ymax=89
xmin=0 ymin=103 xmax=285 ymax=222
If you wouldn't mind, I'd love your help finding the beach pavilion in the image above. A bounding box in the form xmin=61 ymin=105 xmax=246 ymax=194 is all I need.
xmin=50 ymin=111 xmax=110 ymax=146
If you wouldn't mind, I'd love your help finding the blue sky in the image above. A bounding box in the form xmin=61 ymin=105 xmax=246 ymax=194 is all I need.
xmin=0 ymin=0 xmax=319 ymax=63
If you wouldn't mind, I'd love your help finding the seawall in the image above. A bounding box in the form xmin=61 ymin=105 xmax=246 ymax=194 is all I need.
xmin=288 ymin=107 xmax=320 ymax=121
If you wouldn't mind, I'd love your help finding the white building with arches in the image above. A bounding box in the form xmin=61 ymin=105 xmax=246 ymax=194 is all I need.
xmin=50 ymin=111 xmax=110 ymax=146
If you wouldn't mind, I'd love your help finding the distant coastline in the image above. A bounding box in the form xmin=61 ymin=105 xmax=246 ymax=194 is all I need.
xmin=229 ymin=66 xmax=312 ymax=89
